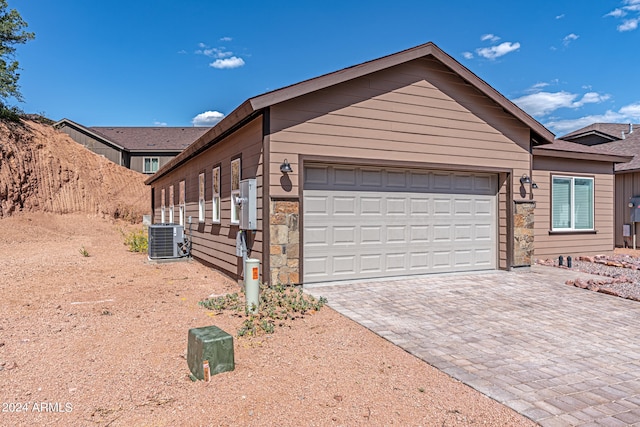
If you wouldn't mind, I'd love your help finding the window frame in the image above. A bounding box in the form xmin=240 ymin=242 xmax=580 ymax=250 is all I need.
xmin=230 ymin=157 xmax=241 ymax=225
xmin=551 ymin=175 xmax=595 ymax=232
xmin=169 ymin=185 xmax=175 ymax=224
xmin=179 ymin=180 xmax=186 ymax=227
xmin=198 ymin=172 xmax=205 ymax=223
xmin=143 ymin=157 xmax=160 ymax=174
xmin=212 ymin=166 xmax=221 ymax=224
xmin=160 ymin=188 xmax=166 ymax=223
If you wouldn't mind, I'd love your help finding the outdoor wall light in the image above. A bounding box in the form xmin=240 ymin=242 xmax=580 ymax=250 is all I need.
xmin=520 ymin=174 xmax=531 ymax=185
xmin=531 ymin=182 xmax=539 ymax=189
xmin=280 ymin=159 xmax=293 ymax=174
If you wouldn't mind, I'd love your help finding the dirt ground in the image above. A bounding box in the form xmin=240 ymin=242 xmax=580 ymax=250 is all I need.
xmin=0 ymin=213 xmax=536 ymax=426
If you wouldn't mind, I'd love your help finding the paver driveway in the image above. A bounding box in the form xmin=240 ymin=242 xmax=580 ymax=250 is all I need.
xmin=305 ymin=266 xmax=640 ymax=426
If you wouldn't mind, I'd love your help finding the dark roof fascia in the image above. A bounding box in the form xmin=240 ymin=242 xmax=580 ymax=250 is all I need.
xmin=146 ymin=42 xmax=557 ymax=185
xmin=532 ymin=147 xmax=632 ymax=163
xmin=128 ymin=149 xmax=184 ymax=155
xmin=53 ymin=118 xmax=127 ymax=151
xmin=249 ymin=42 xmax=556 ymax=144
xmin=145 ymin=101 xmax=257 ymax=185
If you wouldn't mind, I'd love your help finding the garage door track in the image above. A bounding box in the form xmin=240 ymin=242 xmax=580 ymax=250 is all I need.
xmin=305 ymin=266 xmax=640 ymax=426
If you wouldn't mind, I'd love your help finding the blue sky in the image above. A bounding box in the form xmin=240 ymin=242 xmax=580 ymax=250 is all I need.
xmin=10 ymin=0 xmax=640 ymax=136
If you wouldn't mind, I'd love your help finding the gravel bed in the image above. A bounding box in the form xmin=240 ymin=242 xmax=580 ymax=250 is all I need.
xmin=538 ymin=254 xmax=640 ymax=301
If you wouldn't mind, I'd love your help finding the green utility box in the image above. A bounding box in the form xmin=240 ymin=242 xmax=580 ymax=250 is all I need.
xmin=187 ymin=325 xmax=235 ymax=380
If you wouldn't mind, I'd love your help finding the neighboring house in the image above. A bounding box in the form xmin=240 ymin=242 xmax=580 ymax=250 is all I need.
xmin=559 ymin=123 xmax=640 ymax=248
xmin=145 ymin=42 xmax=628 ymax=285
xmin=54 ymin=118 xmax=209 ymax=174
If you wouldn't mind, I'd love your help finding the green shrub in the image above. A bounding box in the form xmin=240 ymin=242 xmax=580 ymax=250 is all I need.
xmin=199 ymin=284 xmax=327 ymax=337
xmin=123 ymin=228 xmax=148 ymax=253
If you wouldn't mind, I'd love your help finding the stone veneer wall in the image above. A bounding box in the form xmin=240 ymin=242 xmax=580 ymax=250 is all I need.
xmin=269 ymin=199 xmax=300 ymax=285
xmin=513 ymin=201 xmax=535 ymax=267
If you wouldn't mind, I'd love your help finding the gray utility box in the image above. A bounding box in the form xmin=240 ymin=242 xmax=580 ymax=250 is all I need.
xmin=187 ymin=325 xmax=235 ymax=380
xmin=631 ymin=197 xmax=640 ymax=222
xmin=239 ymin=178 xmax=257 ymax=230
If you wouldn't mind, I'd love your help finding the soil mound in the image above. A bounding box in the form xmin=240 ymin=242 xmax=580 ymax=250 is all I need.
xmin=0 ymin=119 xmax=148 ymax=221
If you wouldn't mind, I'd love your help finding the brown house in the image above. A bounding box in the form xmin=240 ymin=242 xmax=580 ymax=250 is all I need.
xmin=54 ymin=118 xmax=209 ymax=174
xmin=559 ymin=123 xmax=640 ymax=248
xmin=145 ymin=42 xmax=628 ymax=285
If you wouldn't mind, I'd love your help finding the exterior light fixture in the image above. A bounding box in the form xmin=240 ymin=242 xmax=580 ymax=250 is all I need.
xmin=520 ymin=174 xmax=531 ymax=185
xmin=280 ymin=159 xmax=293 ymax=174
xmin=531 ymin=182 xmax=539 ymax=189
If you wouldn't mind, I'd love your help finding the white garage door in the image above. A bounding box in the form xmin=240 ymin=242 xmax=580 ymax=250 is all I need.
xmin=303 ymin=164 xmax=497 ymax=283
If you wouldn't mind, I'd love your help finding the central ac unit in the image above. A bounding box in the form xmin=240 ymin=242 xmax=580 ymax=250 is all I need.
xmin=148 ymin=223 xmax=185 ymax=259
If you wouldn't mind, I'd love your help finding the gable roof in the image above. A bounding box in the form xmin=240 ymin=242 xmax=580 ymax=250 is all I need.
xmin=557 ymin=123 xmax=640 ymax=171
xmin=146 ymin=41 xmax=557 ymax=184
xmin=54 ymin=118 xmax=209 ymax=153
xmin=561 ymin=123 xmax=638 ymax=143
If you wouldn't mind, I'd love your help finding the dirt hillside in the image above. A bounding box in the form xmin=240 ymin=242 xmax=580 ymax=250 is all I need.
xmin=0 ymin=119 xmax=149 ymax=221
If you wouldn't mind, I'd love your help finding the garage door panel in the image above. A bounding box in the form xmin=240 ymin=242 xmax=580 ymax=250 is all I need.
xmin=303 ymin=165 xmax=497 ymax=283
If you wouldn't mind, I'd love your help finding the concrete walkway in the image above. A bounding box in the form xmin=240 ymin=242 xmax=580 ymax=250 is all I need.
xmin=305 ymin=266 xmax=640 ymax=426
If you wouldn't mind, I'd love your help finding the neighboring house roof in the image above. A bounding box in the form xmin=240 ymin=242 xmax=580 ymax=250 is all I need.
xmin=90 ymin=126 xmax=209 ymax=152
xmin=146 ymin=41 xmax=558 ymax=185
xmin=533 ymin=139 xmax=632 ymax=164
xmin=558 ymin=123 xmax=640 ymax=172
xmin=561 ymin=123 xmax=638 ymax=143
xmin=54 ymin=118 xmax=209 ymax=153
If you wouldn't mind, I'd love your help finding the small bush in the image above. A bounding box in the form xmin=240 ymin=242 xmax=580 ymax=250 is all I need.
xmin=199 ymin=284 xmax=327 ymax=337
xmin=79 ymin=246 xmax=90 ymax=257
xmin=122 ymin=228 xmax=148 ymax=253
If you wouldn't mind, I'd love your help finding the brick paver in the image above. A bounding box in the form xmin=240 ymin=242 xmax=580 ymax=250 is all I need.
xmin=305 ymin=266 xmax=640 ymax=426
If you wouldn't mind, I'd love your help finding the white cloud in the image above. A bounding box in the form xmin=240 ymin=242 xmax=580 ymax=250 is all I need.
xmin=462 ymin=51 xmax=474 ymax=59
xmin=546 ymin=103 xmax=640 ymax=135
xmin=562 ymin=33 xmax=579 ymax=46
xmin=191 ymin=111 xmax=225 ymax=127
xmin=153 ymin=121 xmax=167 ymax=126
xmin=481 ymin=34 xmax=500 ymax=42
xmin=195 ymin=41 xmax=247 ymax=69
xmin=512 ymin=88 xmax=610 ymax=117
xmin=220 ymin=36 xmax=232 ymax=42
xmin=513 ymin=91 xmax=579 ymax=116
xmin=209 ymin=56 xmax=245 ymax=69
xmin=605 ymin=8 xmax=626 ymax=17
xmin=619 ymin=18 xmax=639 ymax=30
xmin=606 ymin=1 xmax=640 ymax=31
xmin=476 ymin=41 xmax=520 ymax=60
xmin=556 ymin=14 xmax=565 ymax=19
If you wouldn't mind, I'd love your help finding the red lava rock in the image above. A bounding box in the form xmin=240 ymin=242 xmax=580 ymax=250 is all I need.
xmin=565 ymin=280 xmax=575 ymax=286
xmin=581 ymin=256 xmax=595 ymax=263
xmin=575 ymin=279 xmax=588 ymax=289
xmin=597 ymin=288 xmax=619 ymax=296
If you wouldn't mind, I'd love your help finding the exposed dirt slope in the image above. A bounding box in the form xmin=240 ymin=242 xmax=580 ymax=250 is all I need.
xmin=0 ymin=119 xmax=148 ymax=221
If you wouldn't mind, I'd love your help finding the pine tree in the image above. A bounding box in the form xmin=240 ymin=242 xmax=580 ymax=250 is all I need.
xmin=0 ymin=0 xmax=34 ymax=105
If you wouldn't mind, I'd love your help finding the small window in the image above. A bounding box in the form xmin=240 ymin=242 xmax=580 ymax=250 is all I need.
xmin=212 ymin=166 xmax=221 ymax=223
xmin=198 ymin=173 xmax=205 ymax=223
xmin=179 ymin=180 xmax=186 ymax=226
xmin=169 ymin=185 xmax=175 ymax=223
xmin=552 ymin=176 xmax=594 ymax=231
xmin=160 ymin=188 xmax=166 ymax=223
xmin=230 ymin=158 xmax=241 ymax=225
xmin=143 ymin=157 xmax=160 ymax=174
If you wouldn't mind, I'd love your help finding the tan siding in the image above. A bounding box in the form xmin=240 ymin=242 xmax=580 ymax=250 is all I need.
xmin=269 ymin=58 xmax=536 ymax=272
xmin=150 ymin=117 xmax=264 ymax=279
xmin=533 ymin=157 xmax=615 ymax=258
xmin=615 ymin=172 xmax=640 ymax=247
xmin=130 ymin=154 xmax=177 ymax=174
